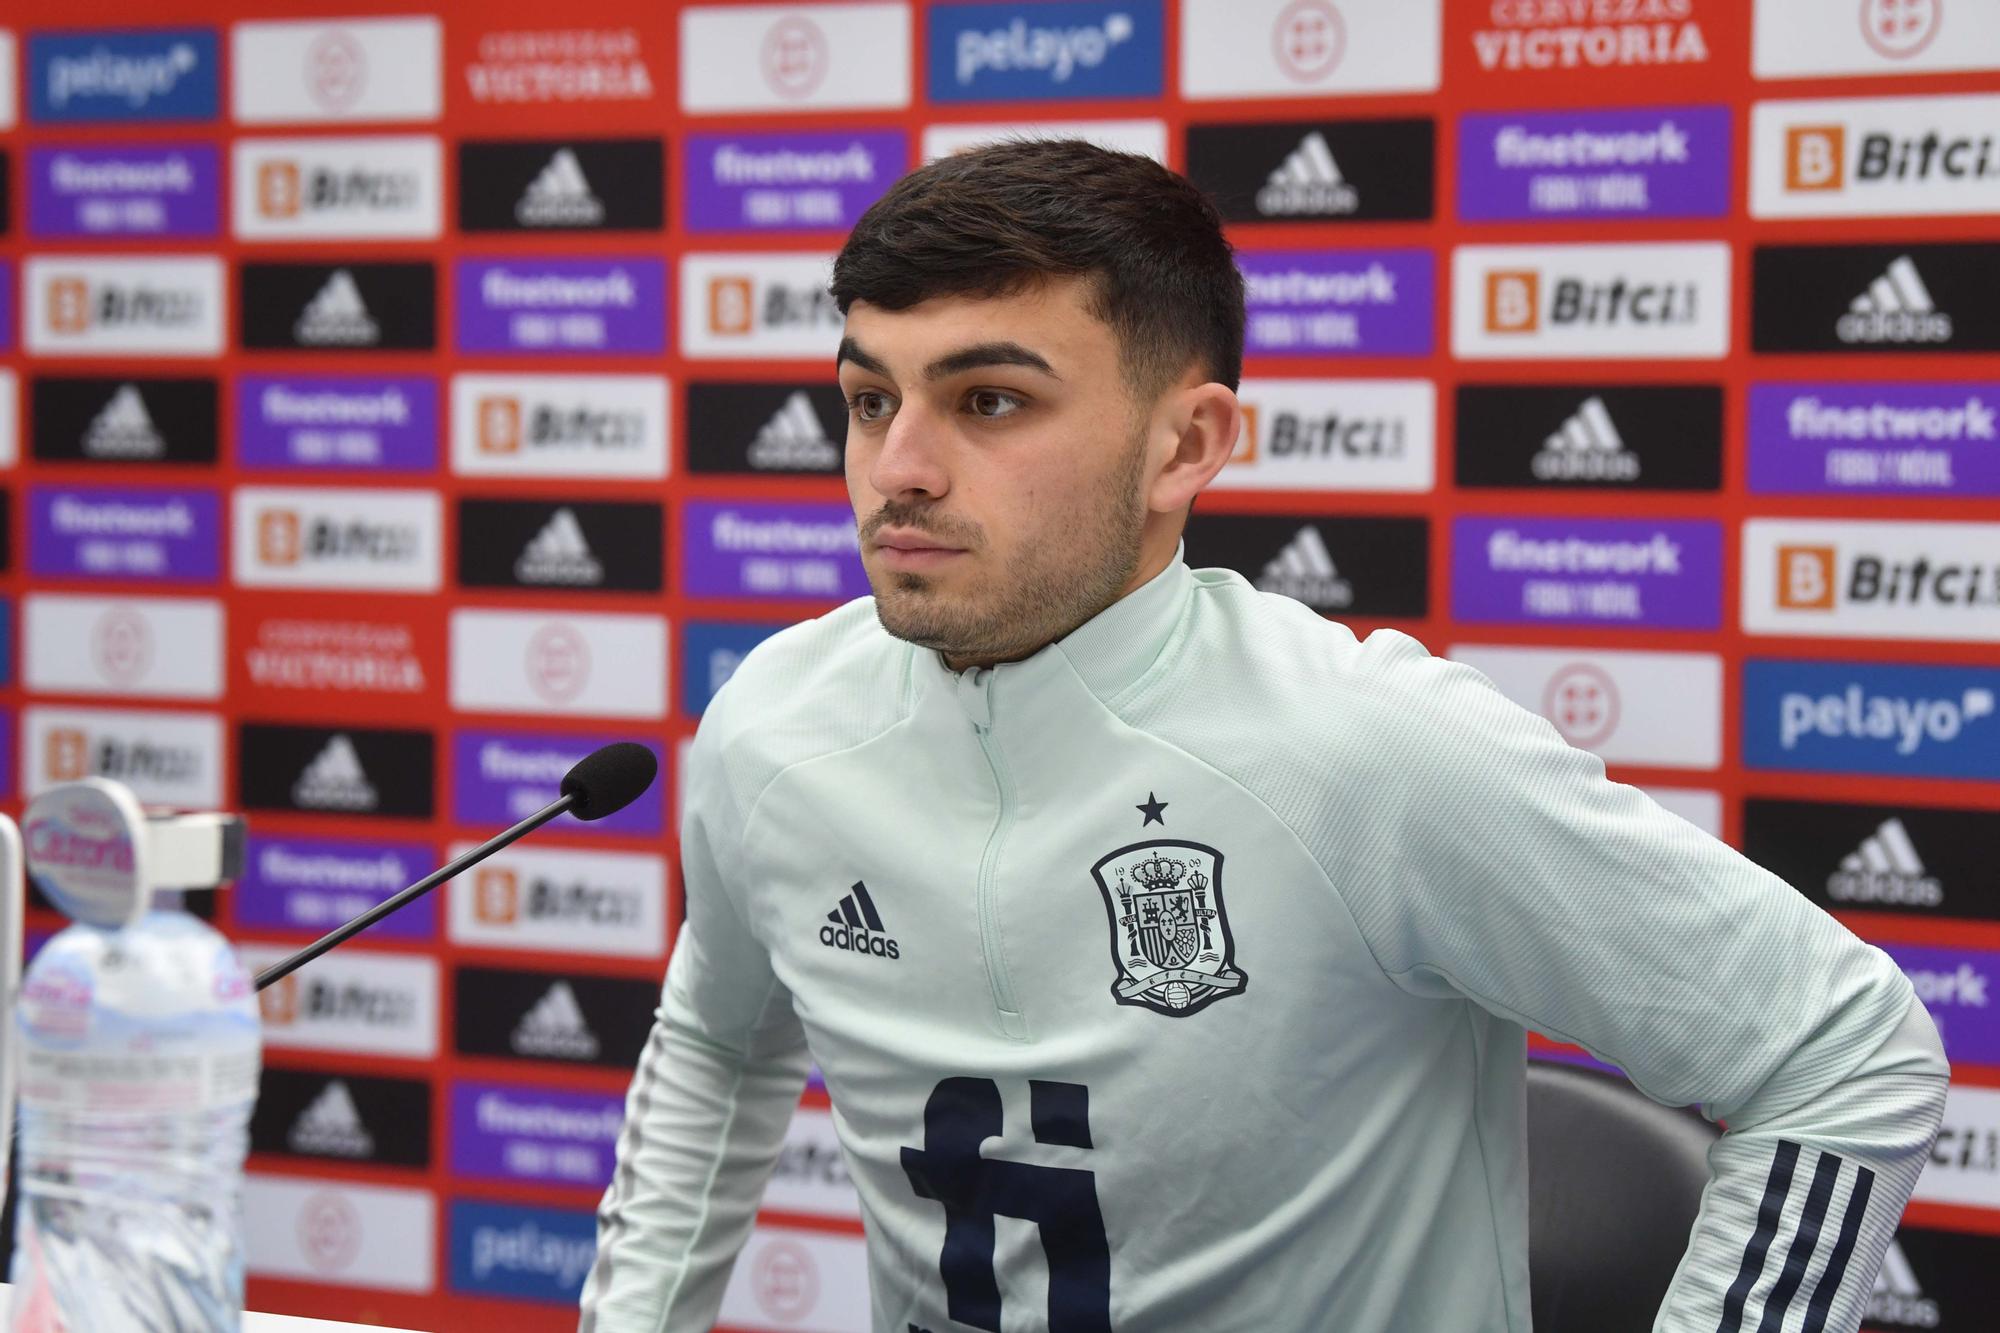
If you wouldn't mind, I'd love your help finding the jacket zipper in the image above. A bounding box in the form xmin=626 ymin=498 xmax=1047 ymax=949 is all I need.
xmin=969 ymin=671 xmax=1029 ymax=1039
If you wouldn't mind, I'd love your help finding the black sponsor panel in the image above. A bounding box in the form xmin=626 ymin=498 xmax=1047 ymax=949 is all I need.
xmin=454 ymin=966 xmax=657 ymax=1070
xmin=30 ymin=376 xmax=219 ymax=464
xmin=1186 ymin=119 xmax=1433 ymax=223
xmin=1454 ymin=384 xmax=1721 ymax=491
xmin=458 ymin=138 xmax=664 ymax=232
xmin=238 ymin=722 xmax=434 ymax=819
xmin=456 ymin=497 xmax=664 ymax=592
xmin=1182 ymin=513 xmax=1429 ymax=618
xmin=1752 ymin=243 xmax=2000 ymax=353
xmin=238 ymin=261 xmax=436 ymax=351
xmin=685 ymin=382 xmax=847 ymax=475
xmin=1744 ymin=798 xmax=2000 ymax=924
xmin=1865 ymin=1225 xmax=2000 ymax=1331
xmin=250 ymin=1067 xmax=431 ymax=1167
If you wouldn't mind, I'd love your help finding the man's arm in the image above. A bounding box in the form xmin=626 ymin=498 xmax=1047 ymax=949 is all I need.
xmin=578 ymin=704 xmax=811 ymax=1333
xmin=1329 ymin=632 xmax=1949 ymax=1333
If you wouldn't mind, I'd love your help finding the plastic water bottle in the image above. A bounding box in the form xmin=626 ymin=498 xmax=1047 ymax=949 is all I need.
xmin=10 ymin=904 xmax=261 ymax=1331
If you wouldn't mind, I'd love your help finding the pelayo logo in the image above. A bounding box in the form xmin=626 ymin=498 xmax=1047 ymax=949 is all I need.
xmin=29 ymin=29 xmax=219 ymax=124
xmin=1743 ymin=659 xmax=2000 ymax=781
xmin=928 ymin=2 xmax=1162 ymax=103
xmin=448 ymin=1200 xmax=598 ymax=1304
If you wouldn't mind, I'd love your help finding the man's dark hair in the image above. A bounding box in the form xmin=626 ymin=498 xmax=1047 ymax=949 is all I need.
xmin=832 ymin=139 xmax=1244 ymax=398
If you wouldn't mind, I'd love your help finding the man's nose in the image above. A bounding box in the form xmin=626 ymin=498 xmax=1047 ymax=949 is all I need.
xmin=869 ymin=402 xmax=950 ymax=501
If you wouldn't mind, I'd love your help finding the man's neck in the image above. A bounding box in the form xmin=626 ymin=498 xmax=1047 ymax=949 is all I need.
xmin=941 ymin=532 xmax=1180 ymax=674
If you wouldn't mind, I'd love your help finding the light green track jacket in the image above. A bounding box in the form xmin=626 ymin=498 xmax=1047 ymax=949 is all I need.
xmin=581 ymin=549 xmax=1949 ymax=1333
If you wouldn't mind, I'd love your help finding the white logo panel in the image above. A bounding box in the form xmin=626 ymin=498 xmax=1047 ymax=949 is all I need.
xmin=244 ymin=1174 xmax=435 ymax=1292
xmin=449 ymin=609 xmax=667 ymax=720
xmin=25 ymin=256 xmax=225 ymax=357
xmin=1912 ymin=1084 xmax=2000 ymax=1209
xmin=22 ymin=705 xmax=225 ymax=806
xmin=1745 ymin=519 xmax=2000 ymax=643
xmin=718 ymin=1225 xmax=873 ymax=1332
xmin=1216 ymin=379 xmax=1434 ymax=493
xmin=239 ymin=946 xmax=439 ymax=1060
xmin=450 ymin=373 xmax=669 ymax=479
xmin=1452 ymin=243 xmax=1731 ymax=360
xmin=0 ymin=371 xmax=16 ymax=467
xmin=1447 ymin=645 xmax=1723 ymax=770
xmin=447 ymin=842 xmax=666 ymax=958
xmin=1181 ymin=0 xmax=1440 ymax=100
xmin=1639 ymin=787 xmax=1724 ymax=839
xmin=232 ymin=17 xmax=441 ymax=124
xmin=24 ymin=594 xmax=223 ymax=700
xmin=1752 ymin=94 xmax=2000 ymax=219
xmin=680 ymin=253 xmax=841 ymax=360
xmin=1755 ymin=0 xmax=2000 ymax=80
xmin=681 ymin=3 xmax=910 ymax=113
xmin=232 ymin=135 xmax=442 ymax=239
xmin=921 ymin=118 xmax=1167 ymax=164
xmin=233 ymin=486 xmax=442 ymax=592
xmin=0 ymin=32 xmax=15 ymax=130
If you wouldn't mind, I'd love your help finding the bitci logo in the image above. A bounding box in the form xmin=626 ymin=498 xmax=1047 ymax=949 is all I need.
xmin=258 ymin=511 xmax=302 ymax=566
xmin=46 ymin=729 xmax=88 ymax=782
xmin=1778 ymin=546 xmax=1838 ymax=610
xmin=709 ymin=278 xmax=753 ymax=335
xmin=1785 ymin=126 xmax=1844 ymax=191
xmin=478 ymin=397 xmax=521 ymax=454
xmin=262 ymin=973 xmax=300 ymax=1026
xmin=1485 ymin=271 xmax=1538 ymax=333
xmin=48 ymin=279 xmax=89 ymax=333
xmin=258 ymin=161 xmax=302 ymax=217
xmin=475 ymin=867 xmax=519 ymax=924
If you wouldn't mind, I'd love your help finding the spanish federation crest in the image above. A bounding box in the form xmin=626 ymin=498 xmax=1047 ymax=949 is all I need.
xmin=1091 ymin=840 xmax=1246 ymax=1018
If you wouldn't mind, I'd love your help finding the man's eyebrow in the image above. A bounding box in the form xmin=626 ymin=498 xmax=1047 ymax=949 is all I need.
xmin=835 ymin=337 xmax=1061 ymax=382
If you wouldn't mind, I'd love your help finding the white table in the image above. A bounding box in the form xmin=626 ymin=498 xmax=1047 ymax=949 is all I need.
xmin=0 ymin=1284 xmax=426 ymax=1331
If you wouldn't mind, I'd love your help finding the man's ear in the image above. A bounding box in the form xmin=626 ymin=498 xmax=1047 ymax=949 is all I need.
xmin=1147 ymin=382 xmax=1241 ymax=515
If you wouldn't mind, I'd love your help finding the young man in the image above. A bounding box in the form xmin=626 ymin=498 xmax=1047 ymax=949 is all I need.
xmin=581 ymin=141 xmax=1948 ymax=1333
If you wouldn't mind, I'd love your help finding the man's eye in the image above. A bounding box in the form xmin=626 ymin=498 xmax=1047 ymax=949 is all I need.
xmin=967 ymin=390 xmax=1024 ymax=419
xmin=847 ymin=391 xmax=893 ymax=422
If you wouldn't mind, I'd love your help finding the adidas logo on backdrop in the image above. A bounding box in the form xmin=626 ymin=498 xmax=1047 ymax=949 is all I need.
xmin=515 ymin=148 xmax=606 ymax=228
xmin=1533 ymin=396 xmax=1639 ymax=482
xmin=294 ymin=269 xmax=380 ymax=347
xmin=1867 ymin=1240 xmax=1939 ymax=1329
xmin=1257 ymin=131 xmax=1358 ymax=217
xmin=748 ymin=391 xmax=840 ymax=471
xmin=820 ymin=881 xmax=900 ymax=960
xmin=1828 ymin=817 xmax=1943 ymax=908
xmin=1256 ymin=526 xmax=1353 ymax=609
xmin=1839 ymin=255 xmax=1952 ymax=346
xmin=512 ymin=981 xmax=601 ymax=1059
xmin=514 ymin=508 xmax=604 ymax=586
xmin=83 ymin=384 xmax=167 ymax=459
xmin=287 ymin=1080 xmax=375 ymax=1158
xmin=293 ymin=734 xmax=379 ymax=812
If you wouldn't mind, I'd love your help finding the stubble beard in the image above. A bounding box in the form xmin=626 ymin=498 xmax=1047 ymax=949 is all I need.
xmin=866 ymin=429 xmax=1149 ymax=668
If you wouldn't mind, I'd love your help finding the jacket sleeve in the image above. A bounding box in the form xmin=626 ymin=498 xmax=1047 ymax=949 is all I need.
xmin=578 ymin=698 xmax=812 ymax=1333
xmin=1328 ymin=632 xmax=1950 ymax=1333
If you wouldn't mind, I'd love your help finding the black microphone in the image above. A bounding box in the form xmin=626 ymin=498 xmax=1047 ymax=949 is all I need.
xmin=252 ymin=741 xmax=658 ymax=992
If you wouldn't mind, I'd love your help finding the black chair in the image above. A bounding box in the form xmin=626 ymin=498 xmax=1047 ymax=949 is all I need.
xmin=1527 ymin=1059 xmax=1721 ymax=1333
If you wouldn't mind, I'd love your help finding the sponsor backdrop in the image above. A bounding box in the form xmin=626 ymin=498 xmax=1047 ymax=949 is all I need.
xmin=2 ymin=0 xmax=1998 ymax=1328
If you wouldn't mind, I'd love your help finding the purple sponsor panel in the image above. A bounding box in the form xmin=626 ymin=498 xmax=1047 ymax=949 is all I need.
xmin=1748 ymin=382 xmax=2000 ymax=497
xmin=1239 ymin=249 xmax=1433 ymax=357
xmin=1882 ymin=943 xmax=1999 ymax=1067
xmin=455 ymin=258 xmax=665 ymax=355
xmin=1458 ymin=106 xmax=1730 ymax=222
xmin=682 ymin=500 xmax=868 ymax=601
xmin=236 ymin=376 xmax=438 ymax=472
xmin=29 ymin=485 xmax=221 ymax=583
xmin=684 ymin=130 xmax=905 ymax=234
xmin=453 ymin=730 xmax=664 ymax=837
xmin=28 ymin=143 xmax=221 ymax=238
xmin=0 ymin=262 xmax=12 ymax=353
xmin=450 ymin=1080 xmax=625 ymax=1189
xmin=235 ymin=835 xmax=437 ymax=941
xmin=1452 ymin=517 xmax=1722 ymax=630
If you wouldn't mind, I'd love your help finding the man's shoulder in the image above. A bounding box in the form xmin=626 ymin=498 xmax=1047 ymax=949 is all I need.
xmin=698 ymin=595 xmax=911 ymax=786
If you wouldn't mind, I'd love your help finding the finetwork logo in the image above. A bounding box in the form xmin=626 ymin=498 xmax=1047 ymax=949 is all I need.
xmin=820 ymin=881 xmax=900 ymax=959
xmin=512 ymin=981 xmax=600 ymax=1060
xmin=932 ymin=3 xmax=1160 ymax=102
xmin=516 ymin=149 xmax=603 ymax=227
xmin=1259 ymin=131 xmax=1357 ymax=216
xmin=1257 ymin=526 xmax=1352 ymax=609
xmin=1533 ymin=396 xmax=1637 ymax=482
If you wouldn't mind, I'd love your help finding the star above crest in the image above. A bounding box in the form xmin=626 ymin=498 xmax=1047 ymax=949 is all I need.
xmin=1136 ymin=792 xmax=1168 ymax=826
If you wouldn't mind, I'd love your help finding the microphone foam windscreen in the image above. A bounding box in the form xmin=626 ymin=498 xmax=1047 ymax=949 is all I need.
xmin=560 ymin=742 xmax=659 ymax=821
